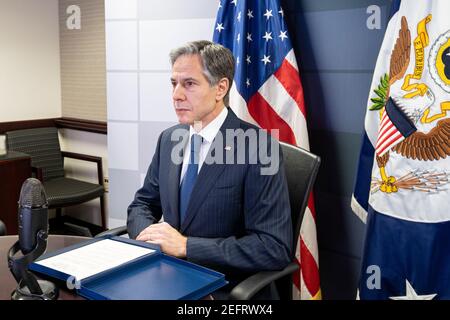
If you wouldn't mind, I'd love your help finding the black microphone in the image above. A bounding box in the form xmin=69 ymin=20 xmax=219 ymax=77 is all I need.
xmin=18 ymin=178 xmax=49 ymax=254
xmin=7 ymin=178 xmax=58 ymax=300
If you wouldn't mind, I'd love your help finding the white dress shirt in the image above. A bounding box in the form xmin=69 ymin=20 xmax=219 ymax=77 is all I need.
xmin=179 ymin=107 xmax=228 ymax=184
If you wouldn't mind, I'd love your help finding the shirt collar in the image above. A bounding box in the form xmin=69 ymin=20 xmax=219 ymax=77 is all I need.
xmin=189 ymin=107 xmax=228 ymax=143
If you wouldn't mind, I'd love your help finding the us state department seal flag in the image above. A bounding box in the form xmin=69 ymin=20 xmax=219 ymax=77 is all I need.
xmin=352 ymin=0 xmax=450 ymax=300
xmin=213 ymin=0 xmax=321 ymax=299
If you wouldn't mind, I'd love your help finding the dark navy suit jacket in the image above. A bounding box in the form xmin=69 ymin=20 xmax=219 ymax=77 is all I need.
xmin=127 ymin=109 xmax=292 ymax=284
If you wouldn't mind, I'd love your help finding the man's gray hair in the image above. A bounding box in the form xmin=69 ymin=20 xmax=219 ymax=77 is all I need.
xmin=169 ymin=40 xmax=235 ymax=106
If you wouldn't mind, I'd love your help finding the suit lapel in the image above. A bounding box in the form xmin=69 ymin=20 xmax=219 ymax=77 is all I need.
xmin=167 ymin=127 xmax=189 ymax=230
xmin=180 ymin=109 xmax=241 ymax=233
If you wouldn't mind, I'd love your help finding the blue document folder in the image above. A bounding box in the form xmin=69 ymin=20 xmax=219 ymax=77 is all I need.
xmin=29 ymin=236 xmax=228 ymax=300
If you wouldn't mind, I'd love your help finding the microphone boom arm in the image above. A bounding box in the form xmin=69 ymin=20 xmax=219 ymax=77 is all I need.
xmin=8 ymin=230 xmax=48 ymax=295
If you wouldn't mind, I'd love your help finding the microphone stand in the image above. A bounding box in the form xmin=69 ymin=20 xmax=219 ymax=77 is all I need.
xmin=8 ymin=230 xmax=58 ymax=300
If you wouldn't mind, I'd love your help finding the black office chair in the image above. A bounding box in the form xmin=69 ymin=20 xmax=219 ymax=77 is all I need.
xmin=0 ymin=219 xmax=6 ymax=236
xmin=96 ymin=141 xmax=320 ymax=300
xmin=5 ymin=127 xmax=106 ymax=230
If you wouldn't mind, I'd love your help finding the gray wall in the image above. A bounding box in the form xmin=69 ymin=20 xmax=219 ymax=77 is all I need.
xmin=0 ymin=0 xmax=61 ymax=121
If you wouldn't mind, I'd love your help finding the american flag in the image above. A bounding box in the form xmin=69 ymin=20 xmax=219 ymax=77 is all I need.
xmin=213 ymin=0 xmax=321 ymax=299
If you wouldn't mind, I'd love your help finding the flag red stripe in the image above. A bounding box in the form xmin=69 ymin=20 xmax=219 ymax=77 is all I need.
xmin=378 ymin=131 xmax=402 ymax=152
xmin=299 ymin=193 xmax=319 ymax=296
xmin=378 ymin=122 xmax=396 ymax=140
xmin=308 ymin=194 xmax=316 ymax=219
xmin=377 ymin=127 xmax=401 ymax=151
xmin=376 ymin=122 xmax=396 ymax=147
xmin=377 ymin=132 xmax=403 ymax=155
xmin=300 ymin=238 xmax=320 ymax=295
xmin=247 ymin=92 xmax=297 ymax=145
xmin=380 ymin=111 xmax=388 ymax=127
xmin=273 ymin=59 xmax=307 ymax=118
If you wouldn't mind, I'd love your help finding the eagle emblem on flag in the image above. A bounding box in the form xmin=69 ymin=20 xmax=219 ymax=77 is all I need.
xmin=368 ymin=15 xmax=450 ymax=195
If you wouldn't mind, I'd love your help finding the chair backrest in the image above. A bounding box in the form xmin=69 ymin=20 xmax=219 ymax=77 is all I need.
xmin=280 ymin=142 xmax=320 ymax=253
xmin=5 ymin=127 xmax=64 ymax=181
xmin=277 ymin=142 xmax=320 ymax=299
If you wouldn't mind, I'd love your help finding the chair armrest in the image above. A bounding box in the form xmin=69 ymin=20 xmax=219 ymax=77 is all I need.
xmin=229 ymin=262 xmax=299 ymax=300
xmin=61 ymin=151 xmax=104 ymax=185
xmin=95 ymin=226 xmax=128 ymax=238
xmin=61 ymin=151 xmax=102 ymax=163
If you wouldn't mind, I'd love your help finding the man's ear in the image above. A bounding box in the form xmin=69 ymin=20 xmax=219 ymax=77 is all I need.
xmin=216 ymin=78 xmax=230 ymax=102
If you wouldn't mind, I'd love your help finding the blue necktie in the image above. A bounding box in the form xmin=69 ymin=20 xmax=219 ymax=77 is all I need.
xmin=179 ymin=134 xmax=202 ymax=224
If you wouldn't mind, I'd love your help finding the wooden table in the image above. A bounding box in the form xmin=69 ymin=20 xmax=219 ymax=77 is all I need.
xmin=0 ymin=235 xmax=88 ymax=300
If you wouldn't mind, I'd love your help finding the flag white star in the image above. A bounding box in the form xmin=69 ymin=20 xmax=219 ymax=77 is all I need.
xmin=246 ymin=33 xmax=252 ymax=42
xmin=263 ymin=9 xmax=273 ymax=20
xmin=246 ymin=55 xmax=251 ymax=64
xmin=261 ymin=55 xmax=271 ymax=65
xmin=246 ymin=78 xmax=250 ymax=87
xmin=247 ymin=10 xmax=254 ymax=19
xmin=390 ymin=280 xmax=437 ymax=300
xmin=237 ymin=11 xmax=241 ymax=22
xmin=279 ymin=30 xmax=288 ymax=41
xmin=236 ymin=56 xmax=240 ymax=65
xmin=236 ymin=33 xmax=240 ymax=43
xmin=231 ymin=0 xmax=237 ymax=7
xmin=262 ymin=31 xmax=273 ymax=42
xmin=216 ymin=23 xmax=224 ymax=32
xmin=279 ymin=8 xmax=284 ymax=17
xmin=218 ymin=1 xmax=222 ymax=10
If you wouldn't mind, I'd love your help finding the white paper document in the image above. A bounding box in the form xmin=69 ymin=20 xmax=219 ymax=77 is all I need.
xmin=35 ymin=239 xmax=155 ymax=281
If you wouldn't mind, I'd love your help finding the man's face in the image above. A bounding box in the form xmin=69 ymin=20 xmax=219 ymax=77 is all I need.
xmin=171 ymin=54 xmax=223 ymax=127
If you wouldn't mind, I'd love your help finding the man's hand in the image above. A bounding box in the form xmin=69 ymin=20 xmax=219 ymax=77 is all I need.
xmin=136 ymin=222 xmax=187 ymax=258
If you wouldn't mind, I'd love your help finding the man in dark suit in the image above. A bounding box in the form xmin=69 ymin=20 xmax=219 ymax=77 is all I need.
xmin=127 ymin=40 xmax=292 ymax=298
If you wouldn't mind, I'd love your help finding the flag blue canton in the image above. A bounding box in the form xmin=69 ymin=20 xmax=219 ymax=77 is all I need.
xmin=213 ymin=0 xmax=293 ymax=101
